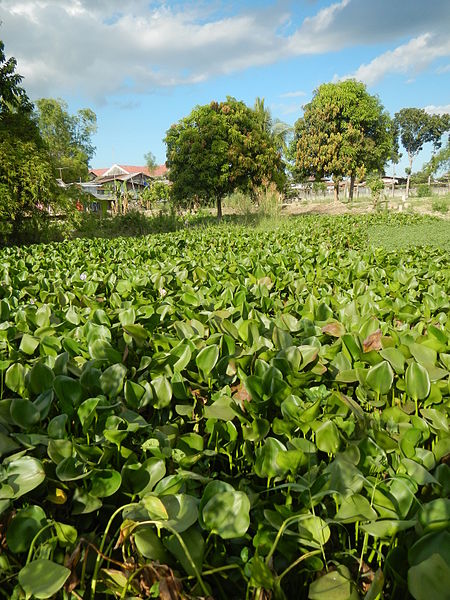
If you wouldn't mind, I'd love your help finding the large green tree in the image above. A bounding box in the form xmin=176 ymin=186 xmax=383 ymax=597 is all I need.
xmin=395 ymin=108 xmax=449 ymax=196
xmin=0 ymin=41 xmax=67 ymax=244
xmin=35 ymin=98 xmax=97 ymax=182
xmin=165 ymin=97 xmax=285 ymax=219
xmin=293 ymin=80 xmax=393 ymax=201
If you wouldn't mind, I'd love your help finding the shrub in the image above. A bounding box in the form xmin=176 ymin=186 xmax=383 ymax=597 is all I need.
xmin=417 ymin=184 xmax=433 ymax=197
xmin=431 ymin=197 xmax=449 ymax=213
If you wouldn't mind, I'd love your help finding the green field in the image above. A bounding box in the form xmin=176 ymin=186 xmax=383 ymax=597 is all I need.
xmin=0 ymin=214 xmax=449 ymax=599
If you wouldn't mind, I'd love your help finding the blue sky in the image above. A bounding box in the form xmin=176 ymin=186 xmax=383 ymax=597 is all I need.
xmin=1 ymin=0 xmax=449 ymax=175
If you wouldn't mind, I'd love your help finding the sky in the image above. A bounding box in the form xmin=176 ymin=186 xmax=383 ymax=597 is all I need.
xmin=1 ymin=0 xmax=449 ymax=175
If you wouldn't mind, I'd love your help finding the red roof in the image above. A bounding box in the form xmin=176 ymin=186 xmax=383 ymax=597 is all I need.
xmin=89 ymin=164 xmax=168 ymax=178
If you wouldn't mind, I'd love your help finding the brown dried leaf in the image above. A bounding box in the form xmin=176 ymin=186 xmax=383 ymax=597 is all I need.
xmin=231 ymin=382 xmax=251 ymax=411
xmin=363 ymin=329 xmax=382 ymax=352
xmin=321 ymin=322 xmax=345 ymax=337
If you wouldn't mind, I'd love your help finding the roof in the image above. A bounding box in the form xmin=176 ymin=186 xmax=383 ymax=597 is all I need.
xmin=89 ymin=164 xmax=168 ymax=178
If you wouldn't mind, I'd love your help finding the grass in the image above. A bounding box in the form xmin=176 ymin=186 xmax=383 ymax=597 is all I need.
xmin=368 ymin=218 xmax=450 ymax=251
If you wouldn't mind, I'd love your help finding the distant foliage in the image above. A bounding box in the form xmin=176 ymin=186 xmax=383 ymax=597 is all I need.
xmin=165 ymin=97 xmax=285 ymax=218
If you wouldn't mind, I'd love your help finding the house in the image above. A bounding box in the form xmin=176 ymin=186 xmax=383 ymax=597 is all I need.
xmin=85 ymin=164 xmax=168 ymax=200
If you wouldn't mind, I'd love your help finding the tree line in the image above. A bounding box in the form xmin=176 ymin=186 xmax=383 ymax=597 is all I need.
xmin=1 ymin=38 xmax=449 ymax=240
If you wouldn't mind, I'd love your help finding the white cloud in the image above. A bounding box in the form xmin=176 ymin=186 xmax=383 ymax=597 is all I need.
xmin=280 ymin=90 xmax=306 ymax=98
xmin=424 ymin=104 xmax=450 ymax=115
xmin=0 ymin=0 xmax=449 ymax=102
xmin=342 ymin=33 xmax=450 ymax=85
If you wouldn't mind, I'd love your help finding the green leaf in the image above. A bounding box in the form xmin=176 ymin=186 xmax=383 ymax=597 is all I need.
xmin=29 ymin=362 xmax=54 ymax=395
xmin=408 ymin=554 xmax=450 ymax=600
xmin=19 ymin=334 xmax=39 ymax=355
xmin=315 ymin=421 xmax=340 ymax=454
xmin=7 ymin=456 xmax=45 ymax=498
xmin=298 ymin=514 xmax=331 ymax=548
xmin=5 ymin=363 xmax=26 ymax=395
xmin=418 ymin=498 xmax=450 ymax=532
xmin=100 ymin=363 xmax=127 ymax=397
xmin=201 ymin=488 xmax=250 ymax=539
xmin=255 ymin=437 xmax=288 ymax=479
xmin=90 ymin=469 xmax=122 ymax=498
xmin=196 ymin=344 xmax=219 ymax=374
xmin=134 ymin=526 xmax=170 ymax=562
xmin=335 ymin=494 xmax=378 ymax=523
xmin=361 ymin=519 xmax=416 ymax=538
xmin=10 ymin=398 xmax=40 ymax=429
xmin=152 ymin=375 xmax=172 ymax=409
xmin=309 ymin=564 xmax=357 ymax=600
xmin=53 ymin=375 xmax=83 ymax=415
xmin=6 ymin=505 xmax=47 ymax=553
xmin=159 ymin=493 xmax=199 ymax=533
xmin=366 ymin=360 xmax=394 ymax=395
xmin=18 ymin=559 xmax=70 ymax=599
xmin=164 ymin=527 xmax=204 ymax=577
xmin=406 ymin=362 xmax=431 ymax=401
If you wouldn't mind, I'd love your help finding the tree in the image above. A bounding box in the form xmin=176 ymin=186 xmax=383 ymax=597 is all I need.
xmin=0 ymin=41 xmax=68 ymax=244
xmin=394 ymin=108 xmax=449 ymax=197
xmin=293 ymin=80 xmax=393 ymax=202
xmin=144 ymin=151 xmax=157 ymax=172
xmin=254 ymin=97 xmax=293 ymax=157
xmin=140 ymin=180 xmax=170 ymax=211
xmin=35 ymin=98 xmax=97 ymax=182
xmin=165 ymin=97 xmax=285 ymax=219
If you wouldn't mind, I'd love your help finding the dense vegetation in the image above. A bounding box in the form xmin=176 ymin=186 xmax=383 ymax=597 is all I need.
xmin=0 ymin=214 xmax=448 ymax=599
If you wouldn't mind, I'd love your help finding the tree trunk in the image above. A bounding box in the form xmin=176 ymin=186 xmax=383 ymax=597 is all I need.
xmin=405 ymin=155 xmax=413 ymax=198
xmin=349 ymin=174 xmax=355 ymax=203
xmin=216 ymin=196 xmax=222 ymax=220
xmin=334 ymin=182 xmax=339 ymax=202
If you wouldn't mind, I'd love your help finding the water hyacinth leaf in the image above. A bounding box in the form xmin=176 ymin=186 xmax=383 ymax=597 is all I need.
xmin=54 ymin=522 xmax=78 ymax=546
xmin=366 ymin=361 xmax=394 ymax=395
xmin=123 ymin=323 xmax=148 ymax=346
xmin=18 ymin=559 xmax=70 ymax=599
xmin=405 ymin=363 xmax=430 ymax=401
xmin=315 ymin=421 xmax=340 ymax=454
xmin=361 ymin=519 xmax=416 ymax=538
xmin=5 ymin=363 xmax=26 ymax=395
xmin=100 ymin=363 xmax=127 ymax=398
xmin=6 ymin=505 xmax=47 ymax=553
xmin=72 ymin=488 xmax=102 ymax=514
xmin=201 ymin=489 xmax=250 ymax=539
xmin=29 ymin=362 xmax=55 ymax=395
xmin=134 ymin=526 xmax=170 ymax=562
xmin=142 ymin=494 xmax=169 ymax=520
xmin=196 ymin=344 xmax=219 ymax=374
xmin=408 ymin=531 xmax=450 ymax=567
xmin=56 ymin=457 xmax=91 ymax=482
xmin=308 ymin=564 xmax=357 ymax=600
xmin=335 ymin=494 xmax=378 ymax=523
xmin=380 ymin=347 xmax=406 ymax=374
xmin=90 ymin=469 xmax=122 ymax=498
xmin=88 ymin=339 xmax=122 ymax=363
xmin=298 ymin=515 xmax=331 ymax=548
xmin=151 ymin=375 xmax=172 ymax=409
xmin=19 ymin=333 xmax=39 ymax=355
xmin=7 ymin=456 xmax=45 ymax=498
xmin=10 ymin=398 xmax=41 ymax=429
xmin=407 ymin=554 xmax=450 ymax=600
xmin=53 ymin=376 xmax=83 ymax=415
xmin=418 ymin=499 xmax=450 ymax=532
xmin=77 ymin=397 xmax=99 ymax=434
xmin=159 ymin=494 xmax=199 ymax=533
xmin=164 ymin=527 xmax=205 ymax=577
xmin=255 ymin=438 xmax=288 ymax=479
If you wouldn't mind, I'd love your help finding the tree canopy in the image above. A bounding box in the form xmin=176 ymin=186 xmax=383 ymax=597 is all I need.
xmin=165 ymin=97 xmax=285 ymax=218
xmin=395 ymin=108 xmax=449 ymax=196
xmin=35 ymin=98 xmax=97 ymax=183
xmin=0 ymin=41 xmax=69 ymax=244
xmin=293 ymin=80 xmax=393 ymax=201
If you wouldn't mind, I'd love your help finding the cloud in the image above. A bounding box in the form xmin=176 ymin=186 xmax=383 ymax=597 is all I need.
xmin=424 ymin=104 xmax=450 ymax=116
xmin=280 ymin=90 xmax=306 ymax=98
xmin=342 ymin=33 xmax=450 ymax=85
xmin=1 ymin=0 xmax=449 ymax=102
